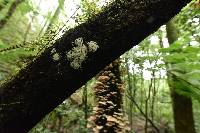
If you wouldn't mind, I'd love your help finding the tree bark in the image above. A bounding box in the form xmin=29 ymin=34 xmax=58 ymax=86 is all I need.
xmin=0 ymin=0 xmax=25 ymax=29
xmin=166 ymin=20 xmax=196 ymax=133
xmin=88 ymin=59 xmax=125 ymax=133
xmin=0 ymin=0 xmax=191 ymax=132
xmin=125 ymin=57 xmax=133 ymax=130
xmin=83 ymin=84 xmax=88 ymax=129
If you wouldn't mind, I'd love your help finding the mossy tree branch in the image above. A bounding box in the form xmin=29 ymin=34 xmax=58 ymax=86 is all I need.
xmin=0 ymin=0 xmax=191 ymax=132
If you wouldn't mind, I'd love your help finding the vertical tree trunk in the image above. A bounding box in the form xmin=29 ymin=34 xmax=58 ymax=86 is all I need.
xmin=0 ymin=0 xmax=25 ymax=29
xmin=125 ymin=58 xmax=133 ymax=130
xmin=166 ymin=19 xmax=196 ymax=133
xmin=83 ymin=84 xmax=88 ymax=128
xmin=145 ymin=77 xmax=153 ymax=133
xmin=38 ymin=0 xmax=64 ymax=37
xmin=150 ymin=71 xmax=156 ymax=122
xmin=88 ymin=59 xmax=127 ymax=133
xmin=45 ymin=0 xmax=64 ymax=32
xmin=23 ymin=0 xmax=42 ymax=44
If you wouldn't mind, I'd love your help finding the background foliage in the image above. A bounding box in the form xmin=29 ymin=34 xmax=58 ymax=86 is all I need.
xmin=0 ymin=0 xmax=199 ymax=133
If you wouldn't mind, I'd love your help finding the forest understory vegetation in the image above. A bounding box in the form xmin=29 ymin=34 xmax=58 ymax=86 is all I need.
xmin=0 ymin=0 xmax=200 ymax=133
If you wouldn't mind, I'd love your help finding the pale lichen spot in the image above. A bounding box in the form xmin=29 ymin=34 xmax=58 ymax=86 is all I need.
xmin=51 ymin=48 xmax=56 ymax=53
xmin=70 ymin=60 xmax=82 ymax=70
xmin=53 ymin=53 xmax=60 ymax=61
xmin=74 ymin=37 xmax=83 ymax=46
xmin=66 ymin=38 xmax=87 ymax=69
xmin=87 ymin=41 xmax=99 ymax=52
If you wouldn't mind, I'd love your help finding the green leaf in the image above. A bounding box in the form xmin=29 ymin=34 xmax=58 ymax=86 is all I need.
xmin=19 ymin=1 xmax=33 ymax=15
xmin=159 ymin=41 xmax=182 ymax=53
xmin=169 ymin=69 xmax=200 ymax=102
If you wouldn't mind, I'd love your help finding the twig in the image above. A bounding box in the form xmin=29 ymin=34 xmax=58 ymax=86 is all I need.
xmin=126 ymin=94 xmax=160 ymax=133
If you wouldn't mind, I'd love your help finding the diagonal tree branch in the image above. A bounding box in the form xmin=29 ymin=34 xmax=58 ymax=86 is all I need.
xmin=0 ymin=0 xmax=191 ymax=132
xmin=126 ymin=94 xmax=160 ymax=133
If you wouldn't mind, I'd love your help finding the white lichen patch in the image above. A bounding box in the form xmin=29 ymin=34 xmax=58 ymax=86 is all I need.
xmin=66 ymin=38 xmax=87 ymax=69
xmin=51 ymin=48 xmax=56 ymax=53
xmin=70 ymin=59 xmax=82 ymax=70
xmin=66 ymin=37 xmax=99 ymax=69
xmin=53 ymin=53 xmax=60 ymax=61
xmin=87 ymin=41 xmax=99 ymax=52
xmin=74 ymin=37 xmax=83 ymax=46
